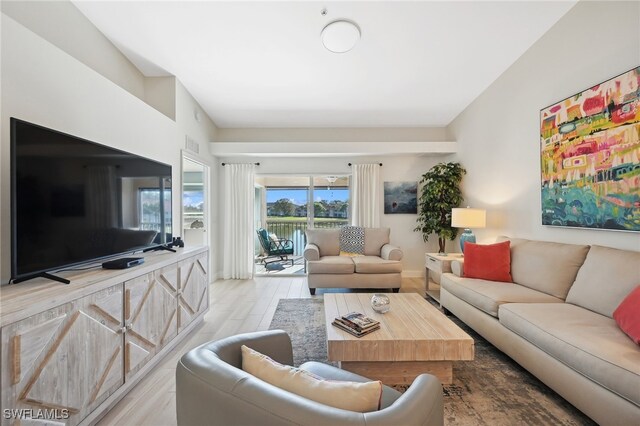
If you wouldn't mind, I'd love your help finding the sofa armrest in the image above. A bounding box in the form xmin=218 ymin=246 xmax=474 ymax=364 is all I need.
xmin=198 ymin=330 xmax=294 ymax=368
xmin=381 ymin=244 xmax=403 ymax=261
xmin=365 ymin=374 xmax=443 ymax=426
xmin=304 ymin=243 xmax=320 ymax=261
xmin=451 ymin=260 xmax=464 ymax=277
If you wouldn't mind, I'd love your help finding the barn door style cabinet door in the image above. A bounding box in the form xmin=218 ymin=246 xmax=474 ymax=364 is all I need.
xmin=0 ymin=247 xmax=209 ymax=426
xmin=1 ymin=285 xmax=124 ymax=426
xmin=123 ymin=263 xmax=179 ymax=378
xmin=177 ymin=252 xmax=209 ymax=332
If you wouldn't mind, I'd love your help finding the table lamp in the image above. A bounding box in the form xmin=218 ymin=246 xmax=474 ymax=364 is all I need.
xmin=451 ymin=207 xmax=486 ymax=253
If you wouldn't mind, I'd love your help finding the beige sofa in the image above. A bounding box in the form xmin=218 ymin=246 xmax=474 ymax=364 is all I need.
xmin=440 ymin=237 xmax=640 ymax=425
xmin=303 ymin=228 xmax=403 ymax=295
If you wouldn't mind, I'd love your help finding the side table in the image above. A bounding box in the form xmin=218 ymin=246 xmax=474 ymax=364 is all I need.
xmin=425 ymin=253 xmax=463 ymax=305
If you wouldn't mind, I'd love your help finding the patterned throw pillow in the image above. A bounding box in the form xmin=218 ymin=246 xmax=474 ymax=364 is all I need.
xmin=241 ymin=345 xmax=382 ymax=412
xmin=339 ymin=226 xmax=365 ymax=257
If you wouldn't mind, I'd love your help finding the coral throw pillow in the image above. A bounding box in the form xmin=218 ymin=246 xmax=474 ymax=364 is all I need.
xmin=613 ymin=286 xmax=640 ymax=345
xmin=241 ymin=345 xmax=382 ymax=412
xmin=463 ymin=241 xmax=513 ymax=283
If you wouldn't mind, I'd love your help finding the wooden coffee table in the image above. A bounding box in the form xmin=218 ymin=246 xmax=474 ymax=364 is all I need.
xmin=324 ymin=293 xmax=474 ymax=385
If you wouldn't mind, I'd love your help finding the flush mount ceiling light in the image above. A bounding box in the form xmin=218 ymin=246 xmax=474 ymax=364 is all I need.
xmin=321 ymin=20 xmax=361 ymax=53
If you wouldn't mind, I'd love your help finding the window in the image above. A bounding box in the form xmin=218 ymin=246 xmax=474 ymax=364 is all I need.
xmin=139 ymin=188 xmax=171 ymax=235
xmin=183 ymin=185 xmax=204 ymax=229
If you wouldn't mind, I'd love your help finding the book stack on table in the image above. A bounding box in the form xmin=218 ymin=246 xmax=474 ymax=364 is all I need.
xmin=332 ymin=312 xmax=380 ymax=337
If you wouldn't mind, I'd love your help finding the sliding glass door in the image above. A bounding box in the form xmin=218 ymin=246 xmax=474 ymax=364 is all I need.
xmin=254 ymin=175 xmax=349 ymax=275
xmin=311 ymin=176 xmax=350 ymax=229
xmin=257 ymin=176 xmax=310 ymax=260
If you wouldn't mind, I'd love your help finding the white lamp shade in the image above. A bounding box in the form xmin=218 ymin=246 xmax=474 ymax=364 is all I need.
xmin=451 ymin=208 xmax=486 ymax=228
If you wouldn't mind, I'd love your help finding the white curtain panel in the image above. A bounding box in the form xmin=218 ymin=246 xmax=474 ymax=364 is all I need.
xmin=351 ymin=163 xmax=381 ymax=227
xmin=259 ymin=186 xmax=267 ymax=229
xmin=223 ymin=163 xmax=256 ymax=279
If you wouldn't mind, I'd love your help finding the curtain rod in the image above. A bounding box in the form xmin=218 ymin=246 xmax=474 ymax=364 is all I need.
xmin=348 ymin=163 xmax=382 ymax=166
xmin=221 ymin=162 xmax=260 ymax=166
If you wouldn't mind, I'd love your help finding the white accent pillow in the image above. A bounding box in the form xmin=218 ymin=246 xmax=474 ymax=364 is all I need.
xmin=241 ymin=345 xmax=382 ymax=413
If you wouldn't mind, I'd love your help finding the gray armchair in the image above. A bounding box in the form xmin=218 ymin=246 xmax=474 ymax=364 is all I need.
xmin=176 ymin=330 xmax=443 ymax=426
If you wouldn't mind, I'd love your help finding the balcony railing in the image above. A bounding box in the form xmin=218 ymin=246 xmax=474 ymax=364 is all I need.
xmin=265 ymin=219 xmax=348 ymax=256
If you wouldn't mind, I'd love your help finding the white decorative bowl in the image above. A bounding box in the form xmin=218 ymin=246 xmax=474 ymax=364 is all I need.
xmin=371 ymin=293 xmax=391 ymax=314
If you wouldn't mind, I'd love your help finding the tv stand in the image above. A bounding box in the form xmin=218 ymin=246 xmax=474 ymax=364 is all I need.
xmin=12 ymin=271 xmax=71 ymax=285
xmin=143 ymin=244 xmax=177 ymax=253
xmin=1 ymin=246 xmax=209 ymax=426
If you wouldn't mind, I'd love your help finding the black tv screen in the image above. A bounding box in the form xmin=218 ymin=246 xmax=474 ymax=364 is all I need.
xmin=11 ymin=118 xmax=172 ymax=281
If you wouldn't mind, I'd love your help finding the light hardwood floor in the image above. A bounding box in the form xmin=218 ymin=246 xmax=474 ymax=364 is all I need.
xmin=97 ymin=276 xmax=425 ymax=426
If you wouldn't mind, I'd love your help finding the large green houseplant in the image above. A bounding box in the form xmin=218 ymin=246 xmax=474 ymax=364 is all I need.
xmin=414 ymin=162 xmax=466 ymax=254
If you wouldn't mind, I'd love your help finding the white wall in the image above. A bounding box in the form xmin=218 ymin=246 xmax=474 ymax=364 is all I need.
xmin=1 ymin=0 xmax=146 ymax=100
xmin=175 ymin=80 xmax=218 ymax=147
xmin=145 ymin=76 xmax=176 ymax=120
xmin=448 ymin=0 xmax=640 ymax=251
xmin=0 ymin=15 xmax=218 ymax=284
xmin=175 ymin=80 xmax=220 ymax=278
xmin=216 ymin=155 xmax=455 ymax=277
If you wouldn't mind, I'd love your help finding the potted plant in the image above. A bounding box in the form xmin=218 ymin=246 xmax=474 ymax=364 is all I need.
xmin=414 ymin=162 xmax=466 ymax=254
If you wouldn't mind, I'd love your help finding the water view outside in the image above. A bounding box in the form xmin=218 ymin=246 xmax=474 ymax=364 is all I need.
xmin=140 ymin=188 xmax=172 ymax=238
xmin=265 ymin=187 xmax=349 ymax=255
xmin=183 ymin=190 xmax=204 ymax=228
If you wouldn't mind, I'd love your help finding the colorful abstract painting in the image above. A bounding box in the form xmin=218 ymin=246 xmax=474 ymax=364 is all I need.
xmin=384 ymin=182 xmax=418 ymax=214
xmin=540 ymin=67 xmax=640 ymax=232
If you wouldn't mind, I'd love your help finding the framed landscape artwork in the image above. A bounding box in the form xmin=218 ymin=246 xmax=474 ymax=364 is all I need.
xmin=540 ymin=67 xmax=640 ymax=232
xmin=384 ymin=182 xmax=418 ymax=214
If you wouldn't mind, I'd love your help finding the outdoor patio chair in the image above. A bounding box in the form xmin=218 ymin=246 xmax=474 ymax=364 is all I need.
xmin=256 ymin=228 xmax=294 ymax=266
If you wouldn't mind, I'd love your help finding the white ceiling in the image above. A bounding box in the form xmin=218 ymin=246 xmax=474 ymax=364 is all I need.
xmin=73 ymin=1 xmax=576 ymax=129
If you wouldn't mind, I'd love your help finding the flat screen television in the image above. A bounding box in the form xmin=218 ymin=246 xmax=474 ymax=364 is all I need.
xmin=11 ymin=118 xmax=172 ymax=283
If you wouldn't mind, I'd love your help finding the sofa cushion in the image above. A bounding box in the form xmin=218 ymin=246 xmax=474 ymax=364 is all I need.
xmin=463 ymin=241 xmax=512 ymax=282
xmin=498 ymin=303 xmax=640 ymax=406
xmin=497 ymin=236 xmax=589 ymax=299
xmin=352 ymin=256 xmax=402 ymax=274
xmin=613 ymin=286 xmax=640 ymax=345
xmin=307 ymin=256 xmax=355 ymax=274
xmin=364 ymin=228 xmax=390 ymax=256
xmin=299 ymin=361 xmax=401 ymax=410
xmin=241 ymin=345 xmax=382 ymax=412
xmin=565 ymin=245 xmax=640 ymax=317
xmin=440 ymin=274 xmax=563 ymax=317
xmin=306 ymin=229 xmax=341 ymax=256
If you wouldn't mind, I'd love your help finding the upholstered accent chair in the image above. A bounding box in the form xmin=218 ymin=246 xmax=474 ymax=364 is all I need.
xmin=176 ymin=330 xmax=444 ymax=426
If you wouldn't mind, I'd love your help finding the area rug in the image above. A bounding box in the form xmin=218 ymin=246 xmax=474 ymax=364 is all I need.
xmin=269 ymin=298 xmax=595 ymax=426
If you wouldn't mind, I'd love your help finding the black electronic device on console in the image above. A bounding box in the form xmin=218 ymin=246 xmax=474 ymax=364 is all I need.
xmin=102 ymin=257 xmax=145 ymax=270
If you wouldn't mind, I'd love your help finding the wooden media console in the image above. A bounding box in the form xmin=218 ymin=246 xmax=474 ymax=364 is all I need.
xmin=0 ymin=246 xmax=209 ymax=426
